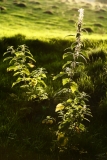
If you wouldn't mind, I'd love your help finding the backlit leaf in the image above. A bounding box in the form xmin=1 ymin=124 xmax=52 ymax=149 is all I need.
xmin=62 ymin=78 xmax=69 ymax=86
xmin=53 ymin=72 xmax=65 ymax=80
xmin=7 ymin=66 xmax=19 ymax=72
xmin=27 ymin=63 xmax=35 ymax=68
xmin=63 ymin=52 xmax=72 ymax=59
xmin=3 ymin=57 xmax=12 ymax=62
xmin=70 ymin=82 xmax=78 ymax=93
xmin=62 ymin=61 xmax=72 ymax=69
xmin=26 ymin=56 xmax=36 ymax=62
xmin=55 ymin=103 xmax=65 ymax=112
xmin=67 ymin=98 xmax=72 ymax=103
xmin=12 ymin=77 xmax=22 ymax=87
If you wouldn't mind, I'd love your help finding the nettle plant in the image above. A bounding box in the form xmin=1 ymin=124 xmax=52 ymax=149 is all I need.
xmin=3 ymin=44 xmax=48 ymax=101
xmin=53 ymin=9 xmax=92 ymax=150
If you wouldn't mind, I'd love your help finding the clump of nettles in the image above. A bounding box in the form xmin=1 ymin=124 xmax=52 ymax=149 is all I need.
xmin=3 ymin=44 xmax=48 ymax=101
xmin=52 ymin=8 xmax=92 ymax=152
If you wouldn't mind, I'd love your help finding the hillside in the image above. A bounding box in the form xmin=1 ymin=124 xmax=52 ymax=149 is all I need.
xmin=0 ymin=0 xmax=107 ymax=38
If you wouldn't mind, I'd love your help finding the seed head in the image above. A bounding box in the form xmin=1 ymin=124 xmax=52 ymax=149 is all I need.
xmin=78 ymin=8 xmax=84 ymax=23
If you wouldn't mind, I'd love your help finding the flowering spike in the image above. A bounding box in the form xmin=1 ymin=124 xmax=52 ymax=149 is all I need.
xmin=78 ymin=8 xmax=84 ymax=23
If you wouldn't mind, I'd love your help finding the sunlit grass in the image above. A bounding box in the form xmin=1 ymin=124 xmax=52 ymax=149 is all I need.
xmin=0 ymin=29 xmax=71 ymax=39
xmin=0 ymin=0 xmax=107 ymax=40
xmin=1 ymin=28 xmax=107 ymax=41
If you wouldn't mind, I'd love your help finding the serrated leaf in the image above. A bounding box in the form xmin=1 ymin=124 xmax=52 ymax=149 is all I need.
xmin=9 ymin=58 xmax=16 ymax=65
xmin=76 ymin=105 xmax=82 ymax=110
xmin=63 ymin=52 xmax=72 ymax=59
xmin=7 ymin=66 xmax=19 ymax=72
xmin=15 ymin=51 xmax=24 ymax=57
xmin=12 ymin=82 xmax=19 ymax=87
xmin=27 ymin=63 xmax=35 ymax=68
xmin=16 ymin=77 xmax=22 ymax=82
xmin=41 ymin=74 xmax=46 ymax=78
xmin=12 ymin=77 xmax=22 ymax=87
xmin=67 ymin=98 xmax=72 ymax=103
xmin=3 ymin=51 xmax=9 ymax=56
xmin=3 ymin=46 xmax=14 ymax=56
xmin=53 ymin=72 xmax=65 ymax=80
xmin=22 ymin=68 xmax=30 ymax=75
xmin=71 ymin=42 xmax=77 ymax=50
xmin=20 ymin=85 xmax=29 ymax=88
xmin=55 ymin=103 xmax=65 ymax=112
xmin=13 ymin=72 xmax=21 ymax=76
xmin=25 ymin=51 xmax=33 ymax=56
xmin=70 ymin=82 xmax=78 ymax=93
xmin=79 ymin=54 xmax=87 ymax=63
xmin=26 ymin=56 xmax=36 ymax=63
xmin=79 ymin=123 xmax=85 ymax=131
xmin=62 ymin=78 xmax=69 ymax=86
xmin=39 ymin=80 xmax=47 ymax=87
xmin=62 ymin=61 xmax=72 ymax=69
xmin=3 ymin=57 xmax=12 ymax=62
xmin=23 ymin=78 xmax=31 ymax=81
xmin=64 ymin=47 xmax=71 ymax=52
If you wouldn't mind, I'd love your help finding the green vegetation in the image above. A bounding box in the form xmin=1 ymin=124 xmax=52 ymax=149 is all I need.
xmin=3 ymin=44 xmax=48 ymax=101
xmin=0 ymin=0 xmax=107 ymax=38
xmin=1 ymin=0 xmax=107 ymax=160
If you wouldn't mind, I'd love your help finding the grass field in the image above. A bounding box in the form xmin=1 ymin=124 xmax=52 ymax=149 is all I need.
xmin=0 ymin=0 xmax=107 ymax=160
xmin=0 ymin=0 xmax=107 ymax=38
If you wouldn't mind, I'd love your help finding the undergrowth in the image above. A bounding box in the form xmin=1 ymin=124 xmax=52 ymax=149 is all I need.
xmin=0 ymin=7 xmax=107 ymax=160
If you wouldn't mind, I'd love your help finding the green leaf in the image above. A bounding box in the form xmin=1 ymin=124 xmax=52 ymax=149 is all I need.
xmin=23 ymin=78 xmax=31 ymax=81
xmin=3 ymin=46 xmax=14 ymax=56
xmin=79 ymin=123 xmax=85 ymax=131
xmin=16 ymin=77 xmax=22 ymax=82
xmin=9 ymin=58 xmax=16 ymax=65
xmin=3 ymin=51 xmax=9 ymax=56
xmin=22 ymin=68 xmax=30 ymax=76
xmin=62 ymin=78 xmax=69 ymax=86
xmin=12 ymin=77 xmax=22 ymax=87
xmin=40 ymin=80 xmax=47 ymax=87
xmin=76 ymin=105 xmax=82 ymax=110
xmin=25 ymin=51 xmax=33 ymax=57
xmin=20 ymin=85 xmax=29 ymax=88
xmin=62 ymin=61 xmax=72 ymax=69
xmin=15 ymin=51 xmax=25 ymax=57
xmin=26 ymin=56 xmax=36 ymax=63
xmin=40 ymin=74 xmax=47 ymax=78
xmin=67 ymin=98 xmax=72 ymax=103
xmin=71 ymin=42 xmax=77 ymax=50
xmin=3 ymin=57 xmax=12 ymax=62
xmin=55 ymin=103 xmax=65 ymax=112
xmin=70 ymin=82 xmax=78 ymax=93
xmin=53 ymin=72 xmax=66 ymax=80
xmin=79 ymin=54 xmax=87 ymax=63
xmin=13 ymin=72 xmax=21 ymax=76
xmin=7 ymin=66 xmax=19 ymax=72
xmin=27 ymin=63 xmax=35 ymax=68
xmin=74 ymin=97 xmax=79 ymax=104
xmin=63 ymin=52 xmax=72 ymax=59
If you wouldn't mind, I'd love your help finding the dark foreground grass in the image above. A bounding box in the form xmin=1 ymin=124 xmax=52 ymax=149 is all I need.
xmin=0 ymin=35 xmax=107 ymax=159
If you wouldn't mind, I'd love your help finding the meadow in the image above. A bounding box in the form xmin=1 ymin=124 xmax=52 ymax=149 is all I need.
xmin=0 ymin=0 xmax=107 ymax=160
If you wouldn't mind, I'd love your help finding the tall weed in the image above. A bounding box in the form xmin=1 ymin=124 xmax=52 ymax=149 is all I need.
xmin=51 ymin=8 xmax=92 ymax=153
xmin=3 ymin=44 xmax=48 ymax=101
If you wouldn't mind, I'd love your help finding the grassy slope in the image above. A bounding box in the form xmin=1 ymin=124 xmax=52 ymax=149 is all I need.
xmin=0 ymin=0 xmax=107 ymax=39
